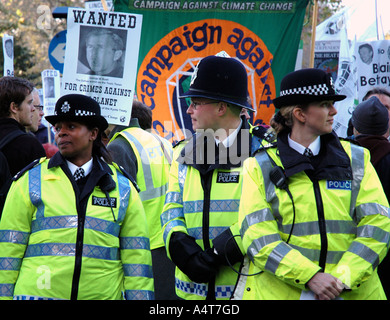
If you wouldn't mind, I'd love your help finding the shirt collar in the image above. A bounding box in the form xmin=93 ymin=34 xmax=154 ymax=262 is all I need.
xmin=288 ymin=134 xmax=321 ymax=156
xmin=66 ymin=158 xmax=93 ymax=176
xmin=215 ymin=119 xmax=242 ymax=148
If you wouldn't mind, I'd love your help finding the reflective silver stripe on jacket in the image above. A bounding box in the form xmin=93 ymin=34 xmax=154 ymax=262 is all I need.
xmin=28 ymin=165 xmax=131 ymax=228
xmin=120 ymin=236 xmax=150 ymax=250
xmin=178 ymin=163 xmax=187 ymax=194
xmin=160 ymin=163 xmax=188 ymax=244
xmin=24 ymin=243 xmax=120 ymax=260
xmin=117 ymin=172 xmax=131 ymax=223
xmin=0 ymin=230 xmax=29 ymax=244
xmin=29 ymin=165 xmax=44 ymax=220
xmin=121 ymin=131 xmax=168 ymax=202
xmin=122 ymin=263 xmax=153 ymax=277
xmin=349 ymin=143 xmax=364 ymax=222
xmin=31 ymin=216 xmax=121 ymax=237
xmin=124 ymin=290 xmax=154 ymax=300
xmin=0 ymin=257 xmax=22 ymax=271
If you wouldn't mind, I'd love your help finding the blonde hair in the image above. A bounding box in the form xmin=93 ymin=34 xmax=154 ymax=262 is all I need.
xmin=270 ymin=106 xmax=297 ymax=134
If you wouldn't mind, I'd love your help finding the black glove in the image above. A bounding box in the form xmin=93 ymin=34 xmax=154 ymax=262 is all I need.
xmin=169 ymin=232 xmax=221 ymax=283
xmin=212 ymin=228 xmax=243 ymax=266
xmin=182 ymin=248 xmax=220 ymax=283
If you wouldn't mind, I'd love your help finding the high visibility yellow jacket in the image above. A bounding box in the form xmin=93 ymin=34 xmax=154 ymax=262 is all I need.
xmin=110 ymin=127 xmax=172 ymax=250
xmin=0 ymin=153 xmax=154 ymax=300
xmin=162 ymin=120 xmax=265 ymax=300
xmin=238 ymin=132 xmax=390 ymax=300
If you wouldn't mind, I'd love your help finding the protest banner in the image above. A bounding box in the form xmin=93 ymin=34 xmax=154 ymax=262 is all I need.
xmin=355 ymin=40 xmax=390 ymax=102
xmin=332 ymin=36 xmax=358 ymax=137
xmin=315 ymin=6 xmax=358 ymax=138
xmin=2 ymin=34 xmax=14 ymax=77
xmin=60 ymin=8 xmax=143 ymax=126
xmin=314 ymin=41 xmax=340 ymax=82
xmin=114 ymin=0 xmax=309 ymax=142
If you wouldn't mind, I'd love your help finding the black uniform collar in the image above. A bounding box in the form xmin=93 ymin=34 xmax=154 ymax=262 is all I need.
xmin=48 ymin=153 xmax=114 ymax=200
xmin=277 ymin=131 xmax=352 ymax=180
xmin=178 ymin=116 xmax=252 ymax=173
xmin=48 ymin=152 xmax=112 ymax=174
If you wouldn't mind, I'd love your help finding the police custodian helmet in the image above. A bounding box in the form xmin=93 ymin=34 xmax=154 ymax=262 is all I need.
xmin=181 ymin=55 xmax=255 ymax=112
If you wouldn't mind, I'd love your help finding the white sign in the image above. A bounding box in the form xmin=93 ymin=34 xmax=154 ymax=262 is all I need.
xmin=2 ymin=34 xmax=14 ymax=77
xmin=355 ymin=40 xmax=390 ymax=102
xmin=61 ymin=8 xmax=143 ymax=126
xmin=42 ymin=69 xmax=61 ymax=117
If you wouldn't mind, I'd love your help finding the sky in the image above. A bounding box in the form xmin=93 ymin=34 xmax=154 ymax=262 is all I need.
xmin=339 ymin=0 xmax=390 ymax=39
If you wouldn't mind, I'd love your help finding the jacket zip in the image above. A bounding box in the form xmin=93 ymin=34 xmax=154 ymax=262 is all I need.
xmin=201 ymin=171 xmax=213 ymax=250
xmin=201 ymin=170 xmax=216 ymax=300
xmin=70 ymin=185 xmax=87 ymax=300
xmin=313 ymin=179 xmax=328 ymax=271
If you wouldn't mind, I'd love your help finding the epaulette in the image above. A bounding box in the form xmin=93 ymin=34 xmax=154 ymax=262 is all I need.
xmin=251 ymin=125 xmax=278 ymax=144
xmin=112 ymin=162 xmax=141 ymax=193
xmin=13 ymin=157 xmax=46 ymax=181
xmin=251 ymin=125 xmax=268 ymax=138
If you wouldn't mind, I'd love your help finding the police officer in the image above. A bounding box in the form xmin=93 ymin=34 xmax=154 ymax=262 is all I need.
xmin=161 ymin=54 xmax=265 ymax=300
xmin=107 ymin=100 xmax=174 ymax=300
xmin=238 ymin=68 xmax=390 ymax=300
xmin=0 ymin=94 xmax=154 ymax=300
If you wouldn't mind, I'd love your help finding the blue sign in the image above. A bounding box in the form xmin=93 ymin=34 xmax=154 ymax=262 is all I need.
xmin=48 ymin=30 xmax=67 ymax=74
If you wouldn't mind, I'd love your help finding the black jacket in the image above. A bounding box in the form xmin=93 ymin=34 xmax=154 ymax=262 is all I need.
xmin=354 ymin=134 xmax=390 ymax=297
xmin=0 ymin=118 xmax=46 ymax=176
xmin=277 ymin=130 xmax=353 ymax=181
xmin=355 ymin=134 xmax=390 ymax=201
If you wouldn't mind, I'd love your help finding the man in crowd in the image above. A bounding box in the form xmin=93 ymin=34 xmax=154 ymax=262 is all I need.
xmin=0 ymin=77 xmax=46 ymax=176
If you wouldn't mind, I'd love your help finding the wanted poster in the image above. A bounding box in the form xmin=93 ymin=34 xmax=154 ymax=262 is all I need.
xmin=2 ymin=34 xmax=14 ymax=77
xmin=61 ymin=8 xmax=143 ymax=126
xmin=42 ymin=69 xmax=61 ymax=116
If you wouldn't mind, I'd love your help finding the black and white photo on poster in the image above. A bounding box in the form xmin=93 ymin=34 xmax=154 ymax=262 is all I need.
xmin=355 ymin=40 xmax=390 ymax=102
xmin=77 ymin=26 xmax=127 ymax=78
xmin=42 ymin=69 xmax=61 ymax=116
xmin=61 ymin=8 xmax=143 ymax=126
xmin=2 ymin=34 xmax=14 ymax=77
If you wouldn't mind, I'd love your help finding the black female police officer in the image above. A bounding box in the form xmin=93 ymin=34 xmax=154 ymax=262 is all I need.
xmin=0 ymin=94 xmax=154 ymax=300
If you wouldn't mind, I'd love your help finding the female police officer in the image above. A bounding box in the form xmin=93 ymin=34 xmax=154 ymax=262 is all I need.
xmin=0 ymin=94 xmax=154 ymax=300
xmin=237 ymin=68 xmax=390 ymax=300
